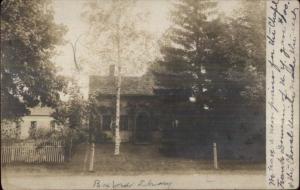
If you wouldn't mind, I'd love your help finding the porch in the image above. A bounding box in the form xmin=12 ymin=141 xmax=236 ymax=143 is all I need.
xmin=92 ymin=111 xmax=161 ymax=144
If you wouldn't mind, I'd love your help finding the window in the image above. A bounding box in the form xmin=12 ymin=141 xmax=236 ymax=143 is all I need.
xmin=50 ymin=120 xmax=55 ymax=131
xmin=102 ymin=115 xmax=112 ymax=131
xmin=102 ymin=115 xmax=128 ymax=131
xmin=31 ymin=121 xmax=37 ymax=128
xmin=29 ymin=121 xmax=37 ymax=138
xmin=120 ymin=115 xmax=129 ymax=130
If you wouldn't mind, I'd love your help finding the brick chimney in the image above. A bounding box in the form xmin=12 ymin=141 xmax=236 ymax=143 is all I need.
xmin=109 ymin=65 xmax=115 ymax=76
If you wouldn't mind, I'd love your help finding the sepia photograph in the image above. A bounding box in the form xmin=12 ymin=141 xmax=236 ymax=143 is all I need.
xmin=1 ymin=0 xmax=299 ymax=189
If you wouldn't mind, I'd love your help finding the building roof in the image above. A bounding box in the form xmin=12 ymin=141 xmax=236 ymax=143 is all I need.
xmin=89 ymin=73 xmax=155 ymax=96
xmin=29 ymin=106 xmax=54 ymax=116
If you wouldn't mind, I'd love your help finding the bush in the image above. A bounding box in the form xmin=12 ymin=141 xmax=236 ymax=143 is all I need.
xmin=94 ymin=131 xmax=113 ymax=143
xmin=1 ymin=122 xmax=21 ymax=141
xmin=33 ymin=128 xmax=52 ymax=139
xmin=159 ymin=126 xmax=189 ymax=156
xmin=71 ymin=127 xmax=89 ymax=144
xmin=159 ymin=123 xmax=213 ymax=158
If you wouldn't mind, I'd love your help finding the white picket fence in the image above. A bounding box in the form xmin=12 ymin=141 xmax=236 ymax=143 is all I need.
xmin=1 ymin=141 xmax=65 ymax=164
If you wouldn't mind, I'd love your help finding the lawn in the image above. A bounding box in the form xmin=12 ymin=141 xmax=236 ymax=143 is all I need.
xmin=1 ymin=143 xmax=265 ymax=176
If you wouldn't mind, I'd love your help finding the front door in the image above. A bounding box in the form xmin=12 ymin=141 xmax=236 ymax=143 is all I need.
xmin=135 ymin=113 xmax=151 ymax=143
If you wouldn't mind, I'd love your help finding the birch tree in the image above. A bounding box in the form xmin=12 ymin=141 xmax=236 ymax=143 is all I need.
xmin=83 ymin=0 xmax=155 ymax=155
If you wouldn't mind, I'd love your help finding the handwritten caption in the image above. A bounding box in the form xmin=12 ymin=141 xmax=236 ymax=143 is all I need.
xmin=93 ymin=179 xmax=172 ymax=189
xmin=266 ymin=0 xmax=299 ymax=189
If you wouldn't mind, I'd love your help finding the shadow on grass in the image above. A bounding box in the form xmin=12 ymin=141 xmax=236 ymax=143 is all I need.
xmin=2 ymin=143 xmax=265 ymax=176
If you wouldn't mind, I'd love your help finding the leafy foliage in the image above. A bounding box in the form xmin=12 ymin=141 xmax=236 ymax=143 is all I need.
xmin=152 ymin=0 xmax=265 ymax=113
xmin=82 ymin=0 xmax=156 ymax=74
xmin=1 ymin=0 xmax=67 ymax=121
xmin=152 ymin=0 xmax=222 ymax=110
xmin=52 ymin=81 xmax=98 ymax=145
xmin=1 ymin=121 xmax=21 ymax=141
xmin=52 ymin=83 xmax=87 ymax=129
xmin=152 ymin=0 xmax=266 ymax=156
xmin=224 ymin=1 xmax=266 ymax=103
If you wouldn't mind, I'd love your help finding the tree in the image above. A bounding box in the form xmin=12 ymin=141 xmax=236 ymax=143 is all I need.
xmin=52 ymin=82 xmax=88 ymax=160
xmin=83 ymin=0 xmax=154 ymax=155
xmin=152 ymin=0 xmax=220 ymax=115
xmin=1 ymin=0 xmax=67 ymax=122
xmin=153 ymin=0 xmax=266 ymax=112
xmin=152 ymin=0 xmax=266 ymax=151
xmin=52 ymin=83 xmax=86 ymax=128
xmin=224 ymin=0 xmax=265 ymax=104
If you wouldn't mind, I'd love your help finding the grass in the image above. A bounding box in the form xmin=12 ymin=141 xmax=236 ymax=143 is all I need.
xmin=1 ymin=143 xmax=265 ymax=176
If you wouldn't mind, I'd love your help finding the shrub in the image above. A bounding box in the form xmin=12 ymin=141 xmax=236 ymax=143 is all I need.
xmin=71 ymin=127 xmax=89 ymax=144
xmin=1 ymin=122 xmax=20 ymax=141
xmin=33 ymin=128 xmax=52 ymax=139
xmin=94 ymin=131 xmax=113 ymax=143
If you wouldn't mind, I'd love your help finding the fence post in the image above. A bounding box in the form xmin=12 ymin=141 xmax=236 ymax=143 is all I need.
xmin=213 ymin=142 xmax=218 ymax=169
xmin=89 ymin=143 xmax=95 ymax=172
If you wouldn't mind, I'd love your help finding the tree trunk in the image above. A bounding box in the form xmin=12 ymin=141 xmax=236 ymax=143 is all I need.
xmin=114 ymin=12 xmax=121 ymax=155
xmin=114 ymin=68 xmax=121 ymax=155
xmin=89 ymin=143 xmax=95 ymax=172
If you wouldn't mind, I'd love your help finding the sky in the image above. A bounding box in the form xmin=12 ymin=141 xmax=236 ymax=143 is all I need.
xmin=52 ymin=0 xmax=241 ymax=99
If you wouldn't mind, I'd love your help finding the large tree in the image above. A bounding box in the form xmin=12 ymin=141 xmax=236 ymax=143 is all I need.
xmin=152 ymin=0 xmax=221 ymax=114
xmin=152 ymin=0 xmax=266 ymax=147
xmin=1 ymin=0 xmax=67 ymax=122
xmin=83 ymin=0 xmax=154 ymax=155
xmin=153 ymin=0 xmax=265 ymax=112
xmin=224 ymin=0 xmax=265 ymax=104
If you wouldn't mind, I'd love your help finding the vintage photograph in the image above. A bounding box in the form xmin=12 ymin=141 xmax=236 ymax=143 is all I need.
xmin=1 ymin=0 xmax=270 ymax=189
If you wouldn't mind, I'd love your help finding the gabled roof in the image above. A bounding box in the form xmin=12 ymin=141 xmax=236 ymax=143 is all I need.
xmin=89 ymin=73 xmax=155 ymax=96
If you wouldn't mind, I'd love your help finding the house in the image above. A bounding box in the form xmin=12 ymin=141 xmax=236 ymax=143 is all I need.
xmin=89 ymin=65 xmax=162 ymax=143
xmin=89 ymin=66 xmax=265 ymax=160
xmin=1 ymin=106 xmax=57 ymax=140
xmin=20 ymin=106 xmax=57 ymax=139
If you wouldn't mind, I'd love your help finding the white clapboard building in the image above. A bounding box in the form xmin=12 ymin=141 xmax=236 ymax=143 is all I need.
xmin=1 ymin=106 xmax=57 ymax=139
